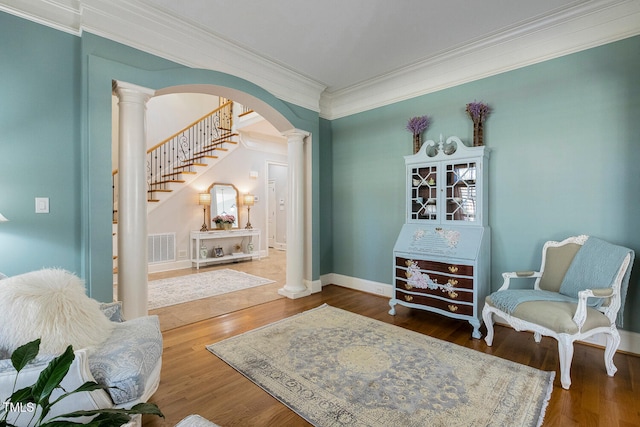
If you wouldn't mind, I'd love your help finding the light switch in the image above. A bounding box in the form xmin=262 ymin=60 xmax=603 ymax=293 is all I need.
xmin=35 ymin=197 xmax=49 ymax=214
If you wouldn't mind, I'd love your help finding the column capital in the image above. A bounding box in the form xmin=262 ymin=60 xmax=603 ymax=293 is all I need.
xmin=112 ymin=80 xmax=155 ymax=102
xmin=282 ymin=128 xmax=310 ymax=143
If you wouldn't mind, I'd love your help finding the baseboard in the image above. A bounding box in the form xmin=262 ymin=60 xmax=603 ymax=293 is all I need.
xmin=305 ymin=278 xmax=322 ymax=294
xmin=322 ymin=273 xmax=640 ymax=356
xmin=321 ymin=273 xmax=393 ymax=298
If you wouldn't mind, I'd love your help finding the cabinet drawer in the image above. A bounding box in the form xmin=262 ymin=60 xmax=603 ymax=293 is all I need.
xmin=395 ymin=269 xmax=474 ymax=291
xmin=395 ymin=278 xmax=473 ymax=302
xmin=396 ymin=257 xmax=473 ymax=276
xmin=396 ymin=290 xmax=474 ymax=316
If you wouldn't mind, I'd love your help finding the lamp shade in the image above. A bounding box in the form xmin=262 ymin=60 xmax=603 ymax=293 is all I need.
xmin=198 ymin=193 xmax=211 ymax=206
xmin=243 ymin=194 xmax=255 ymax=206
xmin=0 ymin=213 xmax=8 ymax=222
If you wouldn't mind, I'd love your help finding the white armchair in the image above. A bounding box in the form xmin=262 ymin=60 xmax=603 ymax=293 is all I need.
xmin=482 ymin=235 xmax=634 ymax=389
xmin=0 ymin=270 xmax=162 ymax=426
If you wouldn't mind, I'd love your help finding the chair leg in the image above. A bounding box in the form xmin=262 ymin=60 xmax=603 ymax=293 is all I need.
xmin=604 ymin=329 xmax=620 ymax=377
xmin=557 ymin=335 xmax=574 ymax=389
xmin=482 ymin=306 xmax=495 ymax=346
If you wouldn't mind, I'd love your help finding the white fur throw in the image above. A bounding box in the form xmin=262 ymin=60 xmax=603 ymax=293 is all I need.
xmin=0 ymin=269 xmax=115 ymax=354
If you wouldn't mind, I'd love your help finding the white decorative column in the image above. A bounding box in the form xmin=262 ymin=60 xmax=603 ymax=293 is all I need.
xmin=113 ymin=81 xmax=155 ymax=319
xmin=278 ymin=129 xmax=311 ymax=299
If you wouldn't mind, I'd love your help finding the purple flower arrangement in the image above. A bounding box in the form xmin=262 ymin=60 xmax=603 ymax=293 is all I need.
xmin=465 ymin=101 xmax=491 ymax=123
xmin=213 ymin=214 xmax=235 ymax=224
xmin=405 ymin=115 xmax=431 ymax=136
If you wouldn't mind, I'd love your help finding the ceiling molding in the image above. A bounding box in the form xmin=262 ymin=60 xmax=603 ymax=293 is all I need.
xmin=320 ymin=0 xmax=640 ymax=119
xmin=3 ymin=0 xmax=639 ymax=120
xmin=0 ymin=0 xmax=81 ymax=35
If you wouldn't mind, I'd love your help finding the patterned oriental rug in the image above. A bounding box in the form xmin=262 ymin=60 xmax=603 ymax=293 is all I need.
xmin=207 ymin=304 xmax=555 ymax=427
xmin=147 ymin=269 xmax=274 ymax=310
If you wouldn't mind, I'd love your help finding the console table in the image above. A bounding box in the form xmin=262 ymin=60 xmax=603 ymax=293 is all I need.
xmin=190 ymin=229 xmax=261 ymax=269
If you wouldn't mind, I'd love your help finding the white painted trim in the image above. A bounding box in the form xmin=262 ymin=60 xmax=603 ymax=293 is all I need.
xmin=0 ymin=0 xmax=81 ymax=35
xmin=81 ymin=0 xmax=325 ymax=112
xmin=321 ymin=273 xmax=393 ymax=298
xmin=305 ymin=279 xmax=322 ymax=294
xmin=320 ymin=0 xmax=640 ymax=119
xmin=4 ymin=0 xmax=639 ymax=119
xmin=323 ymin=273 xmax=640 ymax=356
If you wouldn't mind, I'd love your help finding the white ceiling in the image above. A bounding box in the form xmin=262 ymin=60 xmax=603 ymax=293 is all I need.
xmin=2 ymin=0 xmax=639 ymax=117
xmin=146 ymin=0 xmax=584 ymax=93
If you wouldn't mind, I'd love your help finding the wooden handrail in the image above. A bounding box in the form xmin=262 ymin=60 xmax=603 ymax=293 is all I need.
xmin=146 ymin=100 xmax=233 ymax=153
xmin=111 ymin=100 xmax=233 ymax=177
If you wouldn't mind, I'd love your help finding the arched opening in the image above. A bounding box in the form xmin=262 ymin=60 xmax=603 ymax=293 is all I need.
xmin=112 ymin=81 xmax=312 ymax=318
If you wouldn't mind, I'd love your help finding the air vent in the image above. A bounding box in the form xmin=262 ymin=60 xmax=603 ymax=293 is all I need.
xmin=148 ymin=233 xmax=176 ymax=264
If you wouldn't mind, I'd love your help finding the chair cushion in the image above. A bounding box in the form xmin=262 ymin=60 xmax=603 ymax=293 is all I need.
xmin=0 ymin=269 xmax=115 ymax=354
xmin=559 ymin=237 xmax=630 ymax=300
xmin=538 ymin=243 xmax=580 ymax=292
xmin=88 ymin=315 xmax=162 ymax=405
xmin=486 ymin=296 xmax=611 ymax=334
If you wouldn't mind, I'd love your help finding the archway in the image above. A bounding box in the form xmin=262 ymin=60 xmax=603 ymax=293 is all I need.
xmin=113 ymin=81 xmax=312 ymax=318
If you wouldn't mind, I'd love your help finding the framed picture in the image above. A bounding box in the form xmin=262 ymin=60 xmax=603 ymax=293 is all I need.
xmin=214 ymin=247 xmax=224 ymax=258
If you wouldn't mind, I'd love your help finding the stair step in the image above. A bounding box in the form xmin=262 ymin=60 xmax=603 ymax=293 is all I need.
xmin=148 ymin=199 xmax=160 ymax=203
xmin=162 ymin=171 xmax=196 ymax=178
xmin=190 ymin=154 xmax=219 ymax=161
xmin=149 ymin=179 xmax=185 ymax=187
xmin=148 ymin=189 xmax=173 ymax=194
xmin=174 ymin=163 xmax=207 ymax=170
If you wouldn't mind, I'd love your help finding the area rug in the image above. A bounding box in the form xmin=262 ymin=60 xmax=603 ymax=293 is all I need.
xmin=147 ymin=269 xmax=274 ymax=309
xmin=207 ymin=304 xmax=555 ymax=427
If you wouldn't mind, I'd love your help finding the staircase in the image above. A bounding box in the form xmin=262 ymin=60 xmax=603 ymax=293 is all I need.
xmin=112 ymin=100 xmax=240 ymax=221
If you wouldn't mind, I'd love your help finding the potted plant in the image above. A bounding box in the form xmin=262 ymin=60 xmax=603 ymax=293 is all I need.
xmin=465 ymin=101 xmax=491 ymax=146
xmin=212 ymin=214 xmax=235 ymax=230
xmin=406 ymin=115 xmax=431 ymax=153
xmin=0 ymin=339 xmax=163 ymax=427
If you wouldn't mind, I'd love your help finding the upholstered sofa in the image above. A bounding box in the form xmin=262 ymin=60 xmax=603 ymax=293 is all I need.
xmin=0 ymin=269 xmax=162 ymax=426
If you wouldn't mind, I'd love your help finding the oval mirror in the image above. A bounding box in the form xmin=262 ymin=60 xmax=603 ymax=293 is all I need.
xmin=208 ymin=183 xmax=239 ymax=229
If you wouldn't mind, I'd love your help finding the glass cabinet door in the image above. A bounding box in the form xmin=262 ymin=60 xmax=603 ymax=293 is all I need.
xmin=410 ymin=166 xmax=438 ymax=220
xmin=445 ymin=162 xmax=477 ymax=222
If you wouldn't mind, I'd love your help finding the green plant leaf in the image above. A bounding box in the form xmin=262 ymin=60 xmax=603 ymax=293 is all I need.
xmin=48 ymin=381 xmax=105 ymax=408
xmin=57 ymin=402 xmax=164 ymax=419
xmin=9 ymin=386 xmax=34 ymax=404
xmin=31 ymin=345 xmax=74 ymax=404
xmin=11 ymin=339 xmax=41 ymax=372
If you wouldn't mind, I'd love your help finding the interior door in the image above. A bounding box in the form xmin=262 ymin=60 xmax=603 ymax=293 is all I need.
xmin=268 ymin=180 xmax=276 ymax=247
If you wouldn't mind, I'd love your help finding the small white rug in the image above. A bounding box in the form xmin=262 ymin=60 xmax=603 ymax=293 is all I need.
xmin=148 ymin=269 xmax=275 ymax=310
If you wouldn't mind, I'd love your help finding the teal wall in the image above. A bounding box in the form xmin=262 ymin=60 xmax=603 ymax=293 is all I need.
xmin=0 ymin=12 xmax=321 ymax=302
xmin=0 ymin=13 xmax=81 ymax=275
xmin=2 ymin=10 xmax=639 ymax=332
xmin=330 ymin=35 xmax=640 ymax=331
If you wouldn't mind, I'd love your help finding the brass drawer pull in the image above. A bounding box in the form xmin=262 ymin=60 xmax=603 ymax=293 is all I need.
xmin=447 ymin=278 xmax=458 ymax=286
xmin=448 ymin=304 xmax=458 ymax=312
xmin=448 ymin=291 xmax=458 ymax=299
xmin=404 ymin=283 xmax=413 ymax=290
xmin=448 ymin=266 xmax=459 ymax=273
xmin=405 ymin=295 xmax=414 ymax=302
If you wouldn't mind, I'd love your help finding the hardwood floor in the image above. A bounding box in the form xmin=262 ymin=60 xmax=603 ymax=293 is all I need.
xmin=147 ymin=249 xmax=287 ymax=331
xmin=142 ymin=284 xmax=640 ymax=427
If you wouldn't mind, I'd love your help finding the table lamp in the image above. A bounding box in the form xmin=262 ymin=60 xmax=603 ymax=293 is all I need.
xmin=243 ymin=194 xmax=254 ymax=229
xmin=198 ymin=193 xmax=211 ymax=231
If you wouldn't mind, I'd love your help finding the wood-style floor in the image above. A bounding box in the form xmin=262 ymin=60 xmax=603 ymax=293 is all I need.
xmin=142 ymin=267 xmax=640 ymax=426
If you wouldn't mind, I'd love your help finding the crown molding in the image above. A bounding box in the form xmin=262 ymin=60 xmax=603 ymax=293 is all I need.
xmin=0 ymin=0 xmax=81 ymax=35
xmin=320 ymin=0 xmax=640 ymax=119
xmin=3 ymin=0 xmax=639 ymax=120
xmin=1 ymin=0 xmax=325 ymax=112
